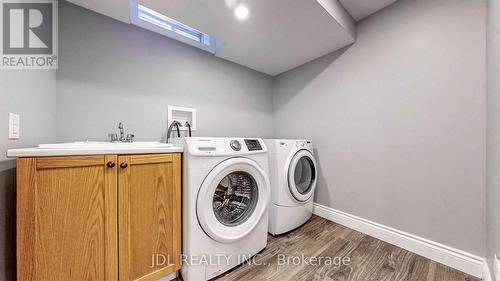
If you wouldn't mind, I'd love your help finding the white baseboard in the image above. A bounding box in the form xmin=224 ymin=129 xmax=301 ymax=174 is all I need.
xmin=312 ymin=203 xmax=485 ymax=279
xmin=484 ymin=260 xmax=493 ymax=281
xmin=494 ymin=254 xmax=500 ymax=281
xmin=481 ymin=254 xmax=500 ymax=281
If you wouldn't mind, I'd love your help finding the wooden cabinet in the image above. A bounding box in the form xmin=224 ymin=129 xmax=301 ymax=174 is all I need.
xmin=17 ymin=153 xmax=181 ymax=281
xmin=118 ymin=154 xmax=181 ymax=281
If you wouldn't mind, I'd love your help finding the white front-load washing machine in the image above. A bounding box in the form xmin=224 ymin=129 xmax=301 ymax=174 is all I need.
xmin=181 ymin=137 xmax=271 ymax=280
xmin=264 ymin=139 xmax=318 ymax=235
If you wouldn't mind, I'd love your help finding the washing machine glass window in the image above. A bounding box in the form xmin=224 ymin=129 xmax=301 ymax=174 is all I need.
xmin=213 ymin=171 xmax=259 ymax=226
xmin=196 ymin=157 xmax=270 ymax=243
xmin=294 ymin=156 xmax=316 ymax=194
xmin=288 ymin=149 xmax=317 ymax=202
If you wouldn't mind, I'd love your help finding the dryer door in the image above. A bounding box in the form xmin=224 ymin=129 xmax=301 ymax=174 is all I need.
xmin=196 ymin=157 xmax=270 ymax=243
xmin=288 ymin=149 xmax=317 ymax=202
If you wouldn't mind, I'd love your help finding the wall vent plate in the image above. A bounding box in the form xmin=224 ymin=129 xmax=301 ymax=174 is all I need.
xmin=167 ymin=106 xmax=196 ymax=131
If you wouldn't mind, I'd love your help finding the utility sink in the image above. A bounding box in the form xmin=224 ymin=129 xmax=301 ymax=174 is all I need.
xmin=8 ymin=140 xmax=182 ymax=158
xmin=38 ymin=141 xmax=173 ymax=149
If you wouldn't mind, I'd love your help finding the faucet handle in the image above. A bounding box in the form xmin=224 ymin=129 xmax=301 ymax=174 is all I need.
xmin=126 ymin=134 xmax=135 ymax=143
xmin=108 ymin=133 xmax=118 ymax=142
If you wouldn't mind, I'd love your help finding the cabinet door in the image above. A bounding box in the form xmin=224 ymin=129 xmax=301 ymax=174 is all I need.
xmin=17 ymin=155 xmax=118 ymax=281
xmin=118 ymin=154 xmax=181 ymax=281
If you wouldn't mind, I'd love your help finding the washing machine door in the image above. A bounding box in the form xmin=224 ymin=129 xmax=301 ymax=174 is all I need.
xmin=287 ymin=149 xmax=317 ymax=202
xmin=196 ymin=157 xmax=270 ymax=243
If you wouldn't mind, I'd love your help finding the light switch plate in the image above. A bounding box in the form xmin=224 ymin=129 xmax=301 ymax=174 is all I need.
xmin=8 ymin=113 xmax=19 ymax=139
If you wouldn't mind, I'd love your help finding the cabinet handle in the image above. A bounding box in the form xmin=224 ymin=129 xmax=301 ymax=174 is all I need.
xmin=106 ymin=161 xmax=116 ymax=168
xmin=120 ymin=162 xmax=128 ymax=169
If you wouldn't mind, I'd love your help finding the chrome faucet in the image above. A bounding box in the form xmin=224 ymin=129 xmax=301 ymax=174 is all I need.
xmin=167 ymin=121 xmax=182 ymax=143
xmin=109 ymin=122 xmax=134 ymax=143
xmin=118 ymin=122 xmax=125 ymax=142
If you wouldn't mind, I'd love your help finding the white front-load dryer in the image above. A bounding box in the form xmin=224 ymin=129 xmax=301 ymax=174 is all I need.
xmin=181 ymin=137 xmax=270 ymax=281
xmin=264 ymin=139 xmax=317 ymax=235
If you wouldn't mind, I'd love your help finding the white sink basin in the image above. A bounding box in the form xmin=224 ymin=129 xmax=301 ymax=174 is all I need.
xmin=7 ymin=141 xmax=182 ymax=158
xmin=38 ymin=141 xmax=173 ymax=149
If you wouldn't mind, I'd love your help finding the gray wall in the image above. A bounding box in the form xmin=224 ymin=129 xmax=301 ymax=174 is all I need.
xmin=487 ymin=0 xmax=500 ymax=272
xmin=0 ymin=70 xmax=57 ymax=281
xmin=57 ymin=1 xmax=274 ymax=142
xmin=273 ymin=0 xmax=486 ymax=255
xmin=0 ymin=71 xmax=57 ymax=161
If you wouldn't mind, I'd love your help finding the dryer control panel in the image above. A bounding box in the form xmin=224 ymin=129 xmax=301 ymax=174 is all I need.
xmin=295 ymin=140 xmax=313 ymax=151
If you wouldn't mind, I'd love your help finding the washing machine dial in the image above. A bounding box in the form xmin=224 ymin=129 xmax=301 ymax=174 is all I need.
xmin=230 ymin=140 xmax=241 ymax=151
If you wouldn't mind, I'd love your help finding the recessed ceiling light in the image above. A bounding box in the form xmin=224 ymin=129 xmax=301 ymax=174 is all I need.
xmin=234 ymin=5 xmax=249 ymax=20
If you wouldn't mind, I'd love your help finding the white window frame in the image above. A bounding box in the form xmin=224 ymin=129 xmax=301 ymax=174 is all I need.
xmin=129 ymin=0 xmax=219 ymax=54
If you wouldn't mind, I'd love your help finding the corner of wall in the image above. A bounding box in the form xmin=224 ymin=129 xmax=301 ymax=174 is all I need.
xmin=316 ymin=0 xmax=356 ymax=41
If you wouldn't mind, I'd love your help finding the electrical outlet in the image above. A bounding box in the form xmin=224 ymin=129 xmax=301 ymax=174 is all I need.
xmin=8 ymin=113 xmax=19 ymax=139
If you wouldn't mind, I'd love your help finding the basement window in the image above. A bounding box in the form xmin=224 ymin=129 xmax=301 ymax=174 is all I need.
xmin=130 ymin=3 xmax=219 ymax=54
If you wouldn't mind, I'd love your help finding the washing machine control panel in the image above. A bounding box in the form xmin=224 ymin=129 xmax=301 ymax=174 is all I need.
xmin=244 ymin=139 xmax=263 ymax=151
xmin=185 ymin=137 xmax=267 ymax=156
xmin=230 ymin=140 xmax=242 ymax=151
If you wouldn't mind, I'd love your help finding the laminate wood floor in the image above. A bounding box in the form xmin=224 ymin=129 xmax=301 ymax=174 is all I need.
xmin=214 ymin=216 xmax=480 ymax=281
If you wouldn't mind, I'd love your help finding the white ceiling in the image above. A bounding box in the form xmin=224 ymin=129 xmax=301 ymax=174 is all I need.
xmin=66 ymin=0 xmax=398 ymax=76
xmin=339 ymin=0 xmax=398 ymax=21
xmin=137 ymin=0 xmax=355 ymax=76
xmin=67 ymin=0 xmax=131 ymax=24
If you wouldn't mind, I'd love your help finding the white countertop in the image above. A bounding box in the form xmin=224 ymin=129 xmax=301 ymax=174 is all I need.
xmin=7 ymin=142 xmax=183 ymax=158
